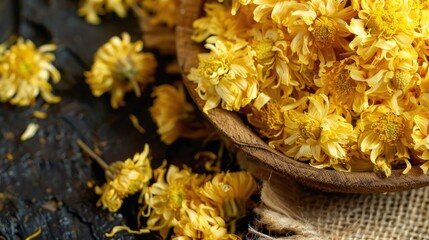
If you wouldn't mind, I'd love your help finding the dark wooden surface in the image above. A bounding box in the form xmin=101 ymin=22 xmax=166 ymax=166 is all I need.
xmin=176 ymin=0 xmax=429 ymax=193
xmin=0 ymin=1 xmax=197 ymax=239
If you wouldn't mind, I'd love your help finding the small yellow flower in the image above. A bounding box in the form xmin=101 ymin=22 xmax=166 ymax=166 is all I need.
xmin=85 ymin=33 xmax=157 ymax=109
xmin=279 ymin=94 xmax=356 ymax=165
xmin=149 ymin=83 xmax=196 ymax=145
xmin=187 ymin=39 xmax=258 ymax=113
xmin=348 ymin=0 xmax=418 ymax=62
xmin=78 ymin=0 xmax=138 ymax=25
xmin=250 ymin=23 xmax=298 ymax=88
xmin=253 ymin=0 xmax=355 ymax=68
xmin=198 ymin=171 xmax=257 ymax=223
xmin=95 ymin=144 xmax=152 ymax=212
xmin=192 ymin=2 xmax=253 ymax=43
xmin=0 ymin=38 xmax=60 ymax=106
xmin=315 ymin=56 xmax=368 ymax=115
xmin=357 ymin=104 xmax=413 ymax=176
xmin=139 ymin=0 xmax=180 ymax=28
xmin=411 ymin=110 xmax=429 ymax=173
xmin=172 ymin=201 xmax=240 ymax=240
xmin=247 ymin=89 xmax=305 ymax=142
xmin=144 ymin=163 xmax=207 ymax=238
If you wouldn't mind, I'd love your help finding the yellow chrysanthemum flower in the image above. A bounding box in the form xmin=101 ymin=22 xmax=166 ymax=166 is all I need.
xmin=187 ymin=39 xmax=258 ymax=113
xmin=95 ymin=144 xmax=152 ymax=212
xmin=149 ymin=83 xmax=196 ymax=145
xmin=411 ymin=110 xmax=429 ymax=173
xmin=351 ymin=51 xmax=420 ymax=102
xmin=138 ymin=0 xmax=180 ymax=28
xmin=78 ymin=0 xmax=138 ymax=25
xmin=144 ymin=163 xmax=207 ymax=238
xmin=250 ymin=23 xmax=298 ymax=88
xmin=0 ymin=38 xmax=60 ymax=106
xmin=348 ymin=0 xmax=418 ymax=62
xmin=198 ymin=171 xmax=257 ymax=224
xmin=357 ymin=104 xmax=413 ymax=176
xmin=279 ymin=94 xmax=356 ymax=165
xmin=247 ymin=88 xmax=305 ymax=141
xmin=85 ymin=33 xmax=157 ymax=109
xmin=253 ymin=0 xmax=355 ymax=68
xmin=172 ymin=201 xmax=240 ymax=240
xmin=315 ymin=56 xmax=368 ymax=115
xmin=192 ymin=2 xmax=253 ymax=43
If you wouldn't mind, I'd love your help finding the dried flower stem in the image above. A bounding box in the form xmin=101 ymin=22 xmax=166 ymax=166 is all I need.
xmin=76 ymin=139 xmax=114 ymax=179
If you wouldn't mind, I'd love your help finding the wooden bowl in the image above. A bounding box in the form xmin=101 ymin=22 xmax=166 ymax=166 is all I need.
xmin=175 ymin=0 xmax=429 ymax=193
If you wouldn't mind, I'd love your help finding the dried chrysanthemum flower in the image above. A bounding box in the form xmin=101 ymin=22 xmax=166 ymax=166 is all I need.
xmin=250 ymin=22 xmax=298 ymax=88
xmin=0 ymin=38 xmax=60 ymax=106
xmin=192 ymin=2 xmax=253 ymax=43
xmin=187 ymin=39 xmax=258 ymax=113
xmin=149 ymin=83 xmax=210 ymax=145
xmin=279 ymin=94 xmax=357 ymax=167
xmin=411 ymin=110 xmax=429 ymax=173
xmin=144 ymin=163 xmax=207 ymax=238
xmin=198 ymin=171 xmax=257 ymax=227
xmin=78 ymin=0 xmax=139 ymax=25
xmin=92 ymin=144 xmax=152 ymax=212
xmin=357 ymin=104 xmax=413 ymax=176
xmin=315 ymin=56 xmax=368 ymax=115
xmin=172 ymin=201 xmax=240 ymax=240
xmin=348 ymin=0 xmax=418 ymax=62
xmin=138 ymin=0 xmax=180 ymax=28
xmin=85 ymin=33 xmax=157 ymax=109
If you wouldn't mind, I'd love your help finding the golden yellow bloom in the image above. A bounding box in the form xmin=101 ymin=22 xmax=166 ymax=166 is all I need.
xmin=247 ymin=89 xmax=304 ymax=142
xmin=149 ymin=83 xmax=196 ymax=145
xmin=144 ymin=163 xmax=207 ymax=238
xmin=250 ymin=23 xmax=298 ymax=88
xmin=78 ymin=0 xmax=138 ymax=25
xmin=85 ymin=33 xmax=157 ymax=109
xmin=279 ymin=94 xmax=356 ymax=165
xmin=192 ymin=2 xmax=253 ymax=43
xmin=348 ymin=0 xmax=418 ymax=62
xmin=172 ymin=201 xmax=240 ymax=240
xmin=95 ymin=144 xmax=152 ymax=212
xmin=198 ymin=171 xmax=257 ymax=223
xmin=357 ymin=104 xmax=413 ymax=176
xmin=139 ymin=0 xmax=180 ymax=28
xmin=315 ymin=56 xmax=368 ymax=115
xmin=188 ymin=39 xmax=258 ymax=113
xmin=411 ymin=110 xmax=429 ymax=173
xmin=0 ymin=38 xmax=60 ymax=106
xmin=253 ymin=0 xmax=355 ymax=68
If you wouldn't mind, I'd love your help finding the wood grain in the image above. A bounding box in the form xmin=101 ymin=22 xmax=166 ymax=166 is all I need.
xmin=176 ymin=0 xmax=429 ymax=193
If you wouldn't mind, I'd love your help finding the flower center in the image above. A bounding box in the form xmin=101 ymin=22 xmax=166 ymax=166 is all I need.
xmin=366 ymin=8 xmax=406 ymax=38
xmin=391 ymin=70 xmax=412 ymax=90
xmin=372 ymin=112 xmax=404 ymax=144
xmin=200 ymin=58 xmax=229 ymax=82
xmin=115 ymin=57 xmax=136 ymax=81
xmin=262 ymin=101 xmax=284 ymax=130
xmin=334 ymin=69 xmax=356 ymax=95
xmin=167 ymin=181 xmax=187 ymax=211
xmin=253 ymin=40 xmax=275 ymax=64
xmin=311 ymin=16 xmax=337 ymax=47
xmin=299 ymin=115 xmax=321 ymax=140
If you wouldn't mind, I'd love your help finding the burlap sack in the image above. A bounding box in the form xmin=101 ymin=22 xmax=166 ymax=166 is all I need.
xmin=240 ymin=154 xmax=429 ymax=240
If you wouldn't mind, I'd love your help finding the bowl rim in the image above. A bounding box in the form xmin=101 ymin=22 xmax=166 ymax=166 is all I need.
xmin=175 ymin=0 xmax=429 ymax=193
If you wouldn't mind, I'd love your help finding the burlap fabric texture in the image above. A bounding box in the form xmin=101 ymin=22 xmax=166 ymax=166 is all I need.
xmin=241 ymin=159 xmax=429 ymax=240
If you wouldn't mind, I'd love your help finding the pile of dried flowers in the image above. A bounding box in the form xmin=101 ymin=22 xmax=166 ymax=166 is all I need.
xmin=79 ymin=134 xmax=257 ymax=239
xmin=188 ymin=0 xmax=429 ymax=176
